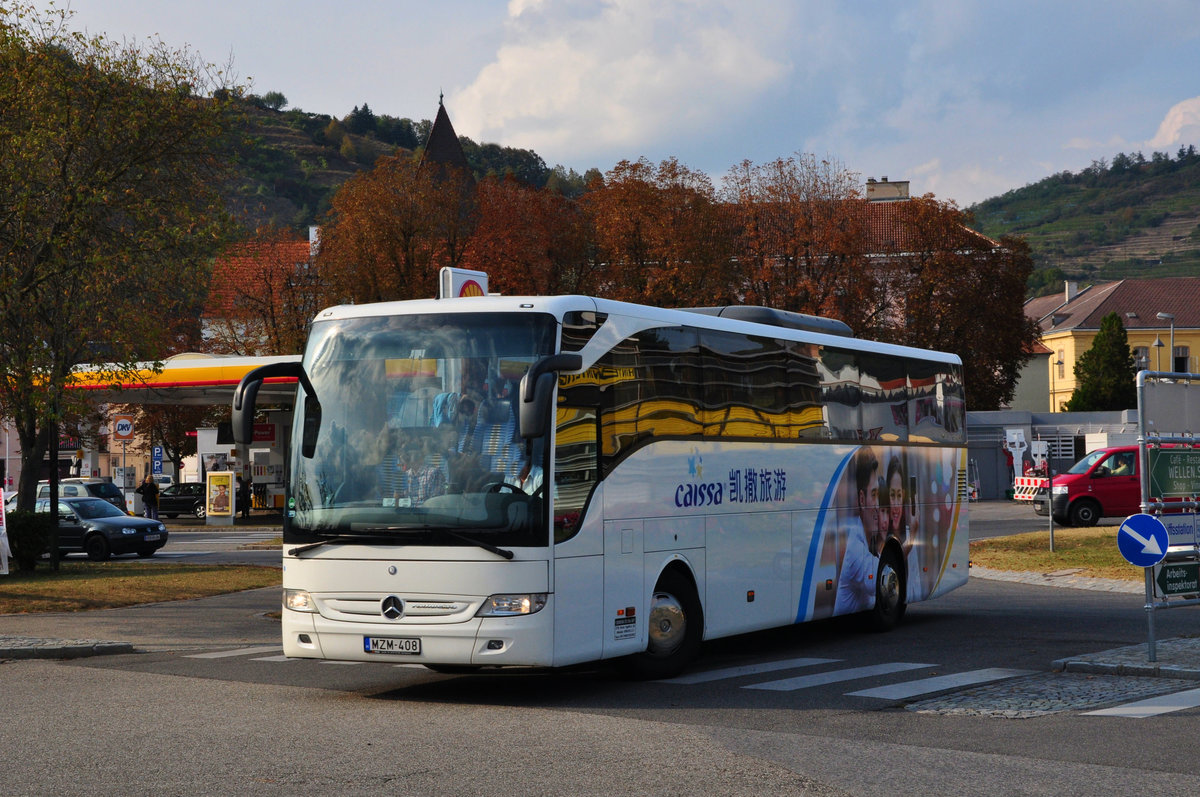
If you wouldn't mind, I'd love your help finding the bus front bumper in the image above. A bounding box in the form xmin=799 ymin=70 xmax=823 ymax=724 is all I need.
xmin=282 ymin=599 xmax=556 ymax=667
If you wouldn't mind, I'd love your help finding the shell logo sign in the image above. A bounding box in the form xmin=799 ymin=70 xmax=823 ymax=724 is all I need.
xmin=438 ymin=267 xmax=489 ymax=299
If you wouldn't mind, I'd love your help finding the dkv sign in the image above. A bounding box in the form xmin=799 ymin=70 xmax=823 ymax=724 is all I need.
xmin=112 ymin=415 xmax=135 ymax=441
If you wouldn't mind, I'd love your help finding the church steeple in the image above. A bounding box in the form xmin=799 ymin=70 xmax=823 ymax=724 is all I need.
xmin=420 ymin=96 xmax=473 ymax=184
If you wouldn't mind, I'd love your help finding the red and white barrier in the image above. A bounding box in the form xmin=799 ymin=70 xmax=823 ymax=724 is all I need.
xmin=1013 ymin=476 xmax=1048 ymax=501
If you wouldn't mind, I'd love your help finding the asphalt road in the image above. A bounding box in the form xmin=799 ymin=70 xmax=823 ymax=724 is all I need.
xmin=4 ymin=500 xmax=1200 ymax=795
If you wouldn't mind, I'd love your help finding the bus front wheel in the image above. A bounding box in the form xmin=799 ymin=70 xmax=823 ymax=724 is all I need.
xmin=622 ymin=569 xmax=703 ymax=679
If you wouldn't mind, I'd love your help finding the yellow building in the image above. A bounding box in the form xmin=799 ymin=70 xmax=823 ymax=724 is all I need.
xmin=1025 ymin=279 xmax=1200 ymax=411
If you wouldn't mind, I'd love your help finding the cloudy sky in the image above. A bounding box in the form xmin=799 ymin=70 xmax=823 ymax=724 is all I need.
xmin=63 ymin=0 xmax=1200 ymax=207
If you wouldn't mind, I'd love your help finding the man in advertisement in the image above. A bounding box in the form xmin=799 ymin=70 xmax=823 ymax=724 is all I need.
xmin=835 ymin=447 xmax=881 ymax=614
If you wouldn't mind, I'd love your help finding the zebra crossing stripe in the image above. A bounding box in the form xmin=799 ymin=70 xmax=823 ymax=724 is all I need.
xmin=251 ymin=655 xmax=293 ymax=662
xmin=656 ymin=657 xmax=840 ymax=685
xmin=846 ymin=668 xmax=1034 ymax=699
xmin=745 ymin=661 xmax=935 ymax=691
xmin=185 ymin=646 xmax=282 ymax=658
xmin=1083 ymin=686 xmax=1200 ymax=718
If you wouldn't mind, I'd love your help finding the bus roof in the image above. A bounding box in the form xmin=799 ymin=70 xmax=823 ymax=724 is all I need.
xmin=311 ymin=295 xmax=962 ymax=366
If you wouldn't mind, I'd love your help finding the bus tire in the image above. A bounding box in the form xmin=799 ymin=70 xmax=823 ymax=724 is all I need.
xmin=869 ymin=545 xmax=906 ymax=632
xmin=621 ymin=569 xmax=703 ymax=680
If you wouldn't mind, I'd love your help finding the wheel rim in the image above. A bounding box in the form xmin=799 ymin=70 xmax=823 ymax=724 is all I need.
xmin=85 ymin=536 xmax=108 ymax=560
xmin=877 ymin=560 xmax=901 ymax=615
xmin=646 ymin=591 xmax=687 ymax=658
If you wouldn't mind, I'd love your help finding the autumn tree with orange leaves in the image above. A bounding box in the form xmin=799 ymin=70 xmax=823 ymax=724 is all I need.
xmin=315 ymin=154 xmax=475 ymax=304
xmin=582 ymin=158 xmax=739 ymax=307
xmin=307 ymin=140 xmax=1034 ymax=408
xmin=722 ymin=154 xmax=884 ymax=332
xmin=872 ymin=196 xmax=1039 ymax=408
xmin=460 ymin=175 xmax=594 ymax=295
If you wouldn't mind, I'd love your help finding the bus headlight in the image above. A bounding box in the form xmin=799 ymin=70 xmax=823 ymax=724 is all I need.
xmin=284 ymin=589 xmax=316 ymax=612
xmin=1051 ymin=484 xmax=1069 ymax=495
xmin=476 ymin=593 xmax=547 ymax=617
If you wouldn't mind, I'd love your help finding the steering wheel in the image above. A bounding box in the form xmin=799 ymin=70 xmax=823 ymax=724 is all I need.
xmin=485 ymin=482 xmax=522 ymax=494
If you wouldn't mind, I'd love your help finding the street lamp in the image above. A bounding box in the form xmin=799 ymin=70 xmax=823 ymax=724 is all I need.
xmin=1153 ymin=335 xmax=1165 ymax=371
xmin=1157 ymin=312 xmax=1175 ymax=372
xmin=1050 ymin=357 xmax=1063 ymax=413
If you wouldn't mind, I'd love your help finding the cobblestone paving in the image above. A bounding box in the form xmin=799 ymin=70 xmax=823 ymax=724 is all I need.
xmin=906 ymin=672 xmax=1193 ymax=718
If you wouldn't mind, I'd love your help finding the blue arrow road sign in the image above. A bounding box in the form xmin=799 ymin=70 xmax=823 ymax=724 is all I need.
xmin=1118 ymin=514 xmax=1169 ymax=568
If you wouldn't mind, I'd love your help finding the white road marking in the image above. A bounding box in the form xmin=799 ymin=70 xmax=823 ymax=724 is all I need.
xmin=1083 ymin=687 xmax=1200 ymax=718
xmin=846 ymin=668 xmax=1035 ymax=699
xmin=657 ymin=657 xmax=840 ymax=685
xmin=745 ymin=662 xmax=935 ymax=691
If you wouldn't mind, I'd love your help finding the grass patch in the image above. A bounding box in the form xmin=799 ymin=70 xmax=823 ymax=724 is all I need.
xmin=970 ymin=527 xmax=1141 ymax=581
xmin=0 ymin=563 xmax=281 ymax=614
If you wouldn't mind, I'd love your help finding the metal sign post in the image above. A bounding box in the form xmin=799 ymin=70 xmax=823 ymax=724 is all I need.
xmin=1048 ymin=467 xmax=1055 ymax=552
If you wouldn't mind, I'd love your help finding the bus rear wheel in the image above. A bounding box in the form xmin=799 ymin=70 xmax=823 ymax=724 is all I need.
xmin=622 ymin=569 xmax=703 ymax=679
xmin=869 ymin=546 xmax=906 ymax=632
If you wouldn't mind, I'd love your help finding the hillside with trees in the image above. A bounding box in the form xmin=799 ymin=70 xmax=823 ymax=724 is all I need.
xmin=970 ymin=146 xmax=1200 ymax=294
xmin=227 ymin=95 xmax=597 ymax=231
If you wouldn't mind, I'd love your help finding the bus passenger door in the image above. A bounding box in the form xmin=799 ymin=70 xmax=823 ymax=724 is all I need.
xmin=603 ymin=519 xmax=645 ymax=659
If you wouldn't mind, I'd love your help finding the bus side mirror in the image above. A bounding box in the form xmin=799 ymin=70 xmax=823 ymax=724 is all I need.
xmin=232 ymin=361 xmax=320 ymax=457
xmin=519 ymin=353 xmax=582 ymax=439
xmin=300 ymin=394 xmax=321 ymax=458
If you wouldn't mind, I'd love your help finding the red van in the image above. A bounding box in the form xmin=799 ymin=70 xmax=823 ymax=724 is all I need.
xmin=1032 ymin=446 xmax=1140 ymax=526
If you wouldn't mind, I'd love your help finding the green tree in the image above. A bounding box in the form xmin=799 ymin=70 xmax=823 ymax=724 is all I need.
xmin=260 ymin=90 xmax=287 ymax=111
xmin=1065 ymin=312 xmax=1137 ymax=411
xmin=0 ymin=4 xmax=240 ymax=511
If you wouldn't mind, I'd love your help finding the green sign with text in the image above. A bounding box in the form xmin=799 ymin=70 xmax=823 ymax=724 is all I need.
xmin=1149 ymin=450 xmax=1200 ymax=497
xmin=1156 ymin=562 xmax=1200 ymax=596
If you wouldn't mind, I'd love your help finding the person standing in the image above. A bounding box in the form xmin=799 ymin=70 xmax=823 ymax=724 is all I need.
xmin=135 ymin=475 xmax=159 ymax=520
xmin=237 ymin=475 xmax=253 ymax=519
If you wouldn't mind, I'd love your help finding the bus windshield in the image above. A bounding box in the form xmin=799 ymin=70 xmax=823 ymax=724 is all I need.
xmin=287 ymin=311 xmax=558 ymax=548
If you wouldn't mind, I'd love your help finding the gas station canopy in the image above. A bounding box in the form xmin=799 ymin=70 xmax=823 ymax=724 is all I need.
xmin=69 ymin=353 xmax=303 ymax=407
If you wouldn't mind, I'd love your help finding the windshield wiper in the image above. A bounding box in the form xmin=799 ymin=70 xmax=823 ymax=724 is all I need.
xmin=292 ymin=526 xmax=515 ymax=560
xmin=287 ymin=531 xmax=412 ymax=556
xmin=437 ymin=530 xmax=514 ymax=560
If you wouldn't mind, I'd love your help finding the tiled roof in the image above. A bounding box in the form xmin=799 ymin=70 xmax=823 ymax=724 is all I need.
xmin=857 ymin=200 xmax=998 ymax=253
xmin=204 ymin=240 xmax=312 ymax=318
xmin=1034 ymin=278 xmax=1200 ymax=333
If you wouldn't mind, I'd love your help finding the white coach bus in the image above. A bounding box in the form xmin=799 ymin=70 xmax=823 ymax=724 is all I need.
xmin=233 ymin=295 xmax=969 ymax=677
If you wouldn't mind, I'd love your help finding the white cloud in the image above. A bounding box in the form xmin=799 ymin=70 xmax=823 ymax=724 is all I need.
xmin=452 ymin=0 xmax=790 ymax=164
xmin=1148 ymin=96 xmax=1200 ymax=149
